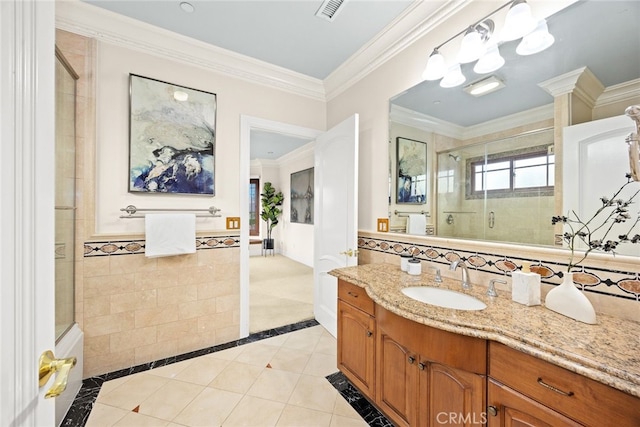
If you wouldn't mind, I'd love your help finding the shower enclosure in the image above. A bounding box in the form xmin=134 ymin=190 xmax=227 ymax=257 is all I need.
xmin=54 ymin=46 xmax=83 ymax=426
xmin=55 ymin=47 xmax=77 ymax=340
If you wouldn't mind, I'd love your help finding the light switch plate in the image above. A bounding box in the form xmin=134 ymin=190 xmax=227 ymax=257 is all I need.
xmin=226 ymin=217 xmax=241 ymax=229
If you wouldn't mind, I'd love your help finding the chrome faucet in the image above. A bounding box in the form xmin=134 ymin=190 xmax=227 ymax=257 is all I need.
xmin=449 ymin=259 xmax=471 ymax=290
xmin=427 ymin=266 xmax=443 ymax=283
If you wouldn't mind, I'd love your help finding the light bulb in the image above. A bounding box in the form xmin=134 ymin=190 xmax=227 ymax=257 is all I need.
xmin=422 ymin=49 xmax=446 ymax=81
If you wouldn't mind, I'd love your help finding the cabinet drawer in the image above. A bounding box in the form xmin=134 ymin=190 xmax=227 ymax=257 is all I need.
xmin=338 ymin=279 xmax=374 ymax=315
xmin=489 ymin=342 xmax=640 ymax=426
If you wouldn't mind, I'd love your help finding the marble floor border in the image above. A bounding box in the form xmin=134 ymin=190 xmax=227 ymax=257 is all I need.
xmin=325 ymin=371 xmax=392 ymax=427
xmin=61 ymin=319 xmax=319 ymax=426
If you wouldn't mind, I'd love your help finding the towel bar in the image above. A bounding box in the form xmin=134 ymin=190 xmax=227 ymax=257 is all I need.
xmin=394 ymin=210 xmax=430 ymax=217
xmin=119 ymin=205 xmax=221 ymax=218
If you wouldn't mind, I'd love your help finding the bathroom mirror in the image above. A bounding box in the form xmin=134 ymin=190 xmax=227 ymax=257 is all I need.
xmin=388 ymin=0 xmax=640 ymax=250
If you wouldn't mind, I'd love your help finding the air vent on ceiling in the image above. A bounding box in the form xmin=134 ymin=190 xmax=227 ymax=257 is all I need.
xmin=315 ymin=0 xmax=347 ymax=22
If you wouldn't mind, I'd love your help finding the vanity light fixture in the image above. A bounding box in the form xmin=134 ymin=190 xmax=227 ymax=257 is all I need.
xmin=500 ymin=0 xmax=537 ymax=41
xmin=463 ymin=75 xmax=505 ymax=97
xmin=422 ymin=49 xmax=446 ymax=81
xmin=422 ymin=0 xmax=553 ymax=88
xmin=516 ymin=19 xmax=555 ymax=55
xmin=440 ymin=64 xmax=466 ymax=88
xmin=457 ymin=20 xmax=494 ymax=64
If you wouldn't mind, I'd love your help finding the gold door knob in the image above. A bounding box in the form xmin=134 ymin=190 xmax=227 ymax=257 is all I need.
xmin=38 ymin=350 xmax=77 ymax=399
xmin=339 ymin=249 xmax=360 ymax=257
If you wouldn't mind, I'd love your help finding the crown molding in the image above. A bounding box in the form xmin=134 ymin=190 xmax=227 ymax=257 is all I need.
xmin=324 ymin=0 xmax=472 ymax=101
xmin=55 ymin=0 xmax=326 ymax=101
xmin=596 ymin=78 xmax=640 ymax=108
xmin=390 ymin=103 xmax=554 ymax=141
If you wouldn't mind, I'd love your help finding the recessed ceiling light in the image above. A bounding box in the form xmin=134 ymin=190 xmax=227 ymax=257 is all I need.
xmin=463 ymin=75 xmax=505 ymax=97
xmin=179 ymin=2 xmax=194 ymax=13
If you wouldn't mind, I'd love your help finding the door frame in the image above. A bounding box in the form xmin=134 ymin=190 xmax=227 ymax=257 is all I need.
xmin=1 ymin=0 xmax=56 ymax=424
xmin=239 ymin=116 xmax=322 ymax=337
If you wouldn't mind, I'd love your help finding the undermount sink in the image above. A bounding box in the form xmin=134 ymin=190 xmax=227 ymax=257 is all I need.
xmin=401 ymin=286 xmax=487 ymax=311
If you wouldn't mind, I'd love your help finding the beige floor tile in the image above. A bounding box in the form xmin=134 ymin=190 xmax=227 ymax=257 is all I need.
xmin=234 ymin=342 xmax=280 ymax=367
xmin=259 ymin=333 xmax=290 ymax=347
xmin=98 ymin=374 xmax=169 ymax=411
xmin=207 ymin=344 xmax=245 ymax=361
xmin=282 ymin=330 xmax=322 ymax=352
xmin=332 ymin=396 xmax=364 ymax=420
xmin=315 ymin=333 xmax=338 ymax=356
xmin=173 ymin=356 xmax=231 ymax=385
xmin=287 ymin=374 xmax=339 ymax=413
xmin=146 ymin=358 xmax=195 ymax=379
xmin=329 ymin=414 xmax=369 ymax=427
xmin=303 ymin=352 xmax=338 ymax=377
xmin=268 ymin=346 xmax=312 ymax=373
xmin=173 ymin=387 xmax=243 ymax=426
xmin=137 ymin=380 xmax=205 ymax=421
xmin=208 ymin=361 xmax=263 ymax=394
xmin=112 ymin=412 xmax=170 ymax=426
xmin=84 ymin=402 xmax=129 ymax=427
xmin=222 ymin=395 xmax=285 ymax=426
xmin=246 ymin=368 xmax=301 ymax=403
xmin=96 ymin=375 xmax=132 ymax=399
xmin=276 ymin=405 xmax=332 ymax=427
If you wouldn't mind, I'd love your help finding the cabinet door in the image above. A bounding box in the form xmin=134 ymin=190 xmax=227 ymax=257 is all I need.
xmin=428 ymin=363 xmax=486 ymax=427
xmin=487 ymin=379 xmax=582 ymax=427
xmin=337 ymin=300 xmax=375 ymax=398
xmin=376 ymin=330 xmax=417 ymax=427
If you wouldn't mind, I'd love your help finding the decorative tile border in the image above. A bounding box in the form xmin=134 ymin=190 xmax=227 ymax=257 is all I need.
xmin=358 ymin=235 xmax=640 ymax=302
xmin=84 ymin=236 xmax=240 ymax=257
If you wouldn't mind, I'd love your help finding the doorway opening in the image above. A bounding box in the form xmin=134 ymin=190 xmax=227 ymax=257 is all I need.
xmin=239 ymin=116 xmax=322 ymax=337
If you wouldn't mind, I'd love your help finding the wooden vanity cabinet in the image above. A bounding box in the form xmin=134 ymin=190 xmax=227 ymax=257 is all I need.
xmin=488 ymin=342 xmax=640 ymax=426
xmin=376 ymin=305 xmax=486 ymax=427
xmin=337 ymin=279 xmax=376 ymax=399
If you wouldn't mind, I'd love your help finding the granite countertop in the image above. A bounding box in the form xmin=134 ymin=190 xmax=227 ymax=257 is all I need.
xmin=329 ymin=263 xmax=640 ymax=398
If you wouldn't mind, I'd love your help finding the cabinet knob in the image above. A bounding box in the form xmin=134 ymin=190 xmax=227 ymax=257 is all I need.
xmin=408 ymin=356 xmax=415 ymax=364
xmin=487 ymin=406 xmax=498 ymax=417
xmin=418 ymin=362 xmax=426 ymax=370
xmin=366 ymin=330 xmax=373 ymax=337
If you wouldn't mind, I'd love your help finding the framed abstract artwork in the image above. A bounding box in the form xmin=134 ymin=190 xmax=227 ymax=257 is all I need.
xmin=128 ymin=74 xmax=216 ymax=195
xmin=290 ymin=167 xmax=314 ymax=224
xmin=396 ymin=137 xmax=427 ymax=204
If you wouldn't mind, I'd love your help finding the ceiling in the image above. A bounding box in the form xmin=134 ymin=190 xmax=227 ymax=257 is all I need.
xmin=83 ymin=0 xmax=414 ymax=159
xmin=391 ymin=0 xmax=640 ymax=128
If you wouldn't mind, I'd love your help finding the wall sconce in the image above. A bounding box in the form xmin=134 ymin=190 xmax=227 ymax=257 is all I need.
xmin=423 ymin=0 xmax=554 ymax=88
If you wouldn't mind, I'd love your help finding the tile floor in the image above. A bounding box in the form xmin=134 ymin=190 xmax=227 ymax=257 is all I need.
xmin=83 ymin=325 xmax=369 ymax=426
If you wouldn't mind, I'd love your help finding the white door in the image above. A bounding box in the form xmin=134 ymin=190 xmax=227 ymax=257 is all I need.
xmin=563 ymin=114 xmax=638 ymax=256
xmin=313 ymin=114 xmax=359 ymax=337
xmin=1 ymin=1 xmax=57 ymax=425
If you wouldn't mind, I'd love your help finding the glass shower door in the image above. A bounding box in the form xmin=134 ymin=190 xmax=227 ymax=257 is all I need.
xmin=55 ymin=48 xmax=78 ymax=341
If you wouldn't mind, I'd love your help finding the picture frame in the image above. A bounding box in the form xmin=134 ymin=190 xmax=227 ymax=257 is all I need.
xmin=128 ymin=74 xmax=216 ymax=195
xmin=396 ymin=137 xmax=427 ymax=204
xmin=290 ymin=167 xmax=314 ymax=224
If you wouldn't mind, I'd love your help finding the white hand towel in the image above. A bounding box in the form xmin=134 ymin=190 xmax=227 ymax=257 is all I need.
xmin=406 ymin=214 xmax=426 ymax=235
xmin=145 ymin=214 xmax=196 ymax=258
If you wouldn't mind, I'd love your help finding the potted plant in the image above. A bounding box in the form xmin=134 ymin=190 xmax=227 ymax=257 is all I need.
xmin=260 ymin=182 xmax=284 ymax=250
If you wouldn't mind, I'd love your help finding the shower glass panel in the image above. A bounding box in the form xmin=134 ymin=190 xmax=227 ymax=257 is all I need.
xmin=55 ymin=48 xmax=78 ymax=341
xmin=437 ymin=128 xmax=555 ymax=245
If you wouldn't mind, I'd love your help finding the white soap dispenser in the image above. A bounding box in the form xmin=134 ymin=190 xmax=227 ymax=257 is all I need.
xmin=511 ymin=261 xmax=541 ymax=306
